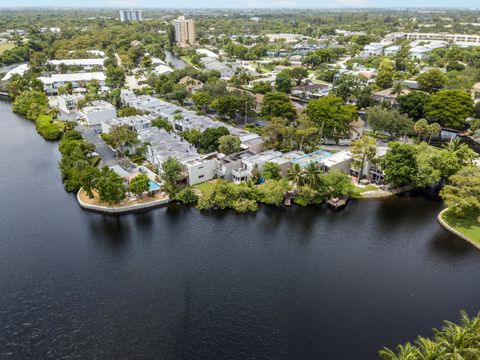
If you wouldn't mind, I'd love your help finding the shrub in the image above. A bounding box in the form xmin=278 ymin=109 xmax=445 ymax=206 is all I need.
xmin=176 ymin=187 xmax=199 ymax=205
xmin=232 ymin=199 xmax=258 ymax=213
xmin=35 ymin=115 xmax=63 ymax=140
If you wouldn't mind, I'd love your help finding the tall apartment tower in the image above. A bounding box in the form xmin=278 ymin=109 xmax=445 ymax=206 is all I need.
xmin=119 ymin=10 xmax=143 ymax=23
xmin=173 ymin=16 xmax=195 ymax=46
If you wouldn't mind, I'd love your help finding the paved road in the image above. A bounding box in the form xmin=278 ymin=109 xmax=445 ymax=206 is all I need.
xmin=77 ymin=125 xmax=118 ymax=167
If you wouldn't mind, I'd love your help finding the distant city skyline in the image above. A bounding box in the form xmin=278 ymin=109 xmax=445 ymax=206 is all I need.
xmin=1 ymin=0 xmax=480 ymax=9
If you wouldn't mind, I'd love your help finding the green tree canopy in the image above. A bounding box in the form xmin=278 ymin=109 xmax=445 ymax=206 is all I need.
xmin=425 ymin=89 xmax=473 ymax=129
xmin=260 ymin=91 xmax=297 ymax=121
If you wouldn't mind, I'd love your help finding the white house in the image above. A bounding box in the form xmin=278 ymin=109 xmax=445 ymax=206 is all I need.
xmin=216 ymin=150 xmax=257 ymax=181
xmin=384 ymin=45 xmax=401 ymax=56
xmin=184 ymin=153 xmax=218 ymax=185
xmin=232 ymin=150 xmax=282 ymax=183
xmin=38 ymin=72 xmax=106 ymax=95
xmin=361 ymin=43 xmax=384 ymax=57
xmin=82 ymin=101 xmax=116 ymax=126
xmin=47 ymin=58 xmax=105 ymax=70
xmin=58 ymin=94 xmax=83 ymax=114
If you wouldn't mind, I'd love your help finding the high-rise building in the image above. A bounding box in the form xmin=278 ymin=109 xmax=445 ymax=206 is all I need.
xmin=119 ymin=10 xmax=143 ymax=23
xmin=173 ymin=16 xmax=195 ymax=46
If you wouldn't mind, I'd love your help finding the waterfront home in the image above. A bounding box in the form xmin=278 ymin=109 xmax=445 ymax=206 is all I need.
xmin=372 ymin=88 xmax=411 ymax=107
xmin=292 ymin=149 xmax=352 ymax=174
xmin=216 ymin=150 xmax=257 ymax=181
xmin=350 ymin=145 xmax=388 ymax=184
xmin=82 ymin=101 xmax=116 ymax=126
xmin=153 ymin=64 xmax=173 ymax=75
xmin=183 ymin=153 xmax=218 ymax=185
xmin=38 ymin=72 xmax=106 ymax=95
xmin=268 ymin=151 xmax=305 ymax=177
xmin=232 ymin=150 xmax=282 ymax=183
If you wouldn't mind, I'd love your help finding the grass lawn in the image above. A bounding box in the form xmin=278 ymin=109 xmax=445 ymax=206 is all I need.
xmin=0 ymin=43 xmax=14 ymax=55
xmin=180 ymin=56 xmax=197 ymax=68
xmin=354 ymin=184 xmax=378 ymax=195
xmin=192 ymin=180 xmax=217 ymax=197
xmin=442 ymin=209 xmax=480 ymax=245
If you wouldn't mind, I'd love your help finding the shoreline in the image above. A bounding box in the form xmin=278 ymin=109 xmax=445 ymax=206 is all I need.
xmin=437 ymin=208 xmax=480 ymax=251
xmin=77 ymin=189 xmax=170 ymax=215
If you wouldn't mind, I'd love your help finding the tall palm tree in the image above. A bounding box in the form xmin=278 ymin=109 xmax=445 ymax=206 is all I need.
xmin=287 ymin=163 xmax=303 ymax=191
xmin=415 ymin=337 xmax=442 ymax=360
xmin=303 ymin=162 xmax=322 ymax=188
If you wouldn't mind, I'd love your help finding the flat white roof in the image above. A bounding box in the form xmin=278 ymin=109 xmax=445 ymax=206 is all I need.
xmin=1 ymin=63 xmax=29 ymax=81
xmin=48 ymin=59 xmax=105 ymax=66
xmin=39 ymin=72 xmax=106 ymax=84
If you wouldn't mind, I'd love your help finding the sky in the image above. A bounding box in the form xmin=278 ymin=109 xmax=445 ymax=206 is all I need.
xmin=1 ymin=0 xmax=479 ymax=8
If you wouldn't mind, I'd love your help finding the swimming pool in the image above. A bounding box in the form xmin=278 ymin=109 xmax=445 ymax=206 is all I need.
xmin=148 ymin=180 xmax=161 ymax=191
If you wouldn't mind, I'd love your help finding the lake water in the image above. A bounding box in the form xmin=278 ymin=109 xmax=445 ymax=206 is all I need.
xmin=165 ymin=50 xmax=186 ymax=69
xmin=1 ymin=100 xmax=480 ymax=359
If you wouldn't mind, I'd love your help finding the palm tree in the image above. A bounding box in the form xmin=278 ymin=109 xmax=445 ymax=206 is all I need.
xmin=287 ymin=163 xmax=303 ymax=191
xmin=442 ymin=138 xmax=462 ymax=154
xmin=391 ymin=81 xmax=407 ymax=97
xmin=379 ymin=343 xmax=419 ymax=360
xmin=303 ymin=162 xmax=322 ymax=188
xmin=415 ymin=337 xmax=442 ymax=360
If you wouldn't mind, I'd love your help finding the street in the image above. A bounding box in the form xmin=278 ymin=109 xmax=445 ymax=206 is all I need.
xmin=77 ymin=125 xmax=118 ymax=167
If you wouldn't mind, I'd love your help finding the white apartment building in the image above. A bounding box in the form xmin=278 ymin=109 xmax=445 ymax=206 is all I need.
xmin=173 ymin=16 xmax=195 ymax=46
xmin=119 ymin=10 xmax=142 ymax=22
xmin=57 ymin=94 xmax=83 ymax=114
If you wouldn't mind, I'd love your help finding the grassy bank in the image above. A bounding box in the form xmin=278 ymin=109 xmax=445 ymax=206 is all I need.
xmin=441 ymin=209 xmax=480 ymax=245
xmin=0 ymin=43 xmax=15 ymax=55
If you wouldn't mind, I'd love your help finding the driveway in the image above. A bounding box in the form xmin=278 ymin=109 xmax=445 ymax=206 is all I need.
xmin=77 ymin=125 xmax=118 ymax=167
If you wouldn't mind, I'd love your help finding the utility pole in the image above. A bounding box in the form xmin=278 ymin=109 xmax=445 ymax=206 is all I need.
xmin=244 ymin=98 xmax=248 ymax=127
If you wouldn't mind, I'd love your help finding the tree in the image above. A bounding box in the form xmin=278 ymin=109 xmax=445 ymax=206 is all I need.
xmin=105 ymin=65 xmax=126 ymax=89
xmin=151 ymin=117 xmax=173 ymax=132
xmin=128 ymin=174 xmax=150 ymax=198
xmin=350 ymin=135 xmax=377 ymax=182
xmin=440 ymin=166 xmax=480 ymax=217
xmin=366 ymin=106 xmax=413 ymax=139
xmin=12 ymin=90 xmax=49 ymax=120
xmin=380 ymin=142 xmax=418 ymax=187
xmin=426 ymin=123 xmax=441 ymax=144
xmin=103 ymin=125 xmax=139 ymax=156
xmin=380 ymin=311 xmax=480 ymax=360
xmin=425 ymin=90 xmax=473 ymax=129
xmin=97 ymin=167 xmax=126 ymax=204
xmin=375 ymin=59 xmax=395 ymax=89
xmin=191 ymin=91 xmax=212 ymax=111
xmin=303 ymin=162 xmax=322 ymax=188
xmin=198 ymin=127 xmax=230 ymax=153
xmin=218 ymin=135 xmax=241 ymax=155
xmin=252 ymin=81 xmax=272 ymax=94
xmin=176 ymin=187 xmax=199 ymax=205
xmin=275 ymin=71 xmax=292 ymax=93
xmin=262 ymin=162 xmax=281 ymax=180
xmin=260 ymin=92 xmax=297 ymax=120
xmin=211 ymin=94 xmax=253 ymax=119
xmin=416 ymin=68 xmax=447 ymax=93
xmin=306 ymin=95 xmax=357 ymax=138
xmin=290 ymin=67 xmax=308 ymax=85
xmin=324 ymin=170 xmax=355 ymax=199
xmin=398 ymin=91 xmax=430 ymax=121
xmin=413 ymin=119 xmax=429 ymax=142
xmin=287 ymin=163 xmax=304 ymax=191
xmin=159 ymin=156 xmax=186 ymax=197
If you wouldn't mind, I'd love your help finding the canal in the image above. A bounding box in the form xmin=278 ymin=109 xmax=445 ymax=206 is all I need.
xmin=1 ymin=100 xmax=480 ymax=359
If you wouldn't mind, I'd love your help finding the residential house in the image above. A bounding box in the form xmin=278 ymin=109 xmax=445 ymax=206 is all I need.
xmin=372 ymin=88 xmax=411 ymax=107
xmin=82 ymin=101 xmax=116 ymax=126
xmin=232 ymin=150 xmax=282 ymax=183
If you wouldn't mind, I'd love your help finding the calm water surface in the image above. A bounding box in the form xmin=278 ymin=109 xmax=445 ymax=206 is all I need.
xmin=1 ymin=100 xmax=480 ymax=359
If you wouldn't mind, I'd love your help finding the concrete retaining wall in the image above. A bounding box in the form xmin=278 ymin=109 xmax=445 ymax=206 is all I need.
xmin=437 ymin=208 xmax=480 ymax=251
xmin=77 ymin=191 xmax=170 ymax=215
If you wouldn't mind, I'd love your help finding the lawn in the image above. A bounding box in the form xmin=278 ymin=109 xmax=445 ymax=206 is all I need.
xmin=180 ymin=56 xmax=197 ymax=68
xmin=0 ymin=43 xmax=15 ymax=55
xmin=192 ymin=180 xmax=217 ymax=197
xmin=354 ymin=183 xmax=378 ymax=195
xmin=442 ymin=209 xmax=480 ymax=245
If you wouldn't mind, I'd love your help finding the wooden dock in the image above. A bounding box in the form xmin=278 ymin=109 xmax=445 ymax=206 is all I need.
xmin=327 ymin=196 xmax=349 ymax=210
